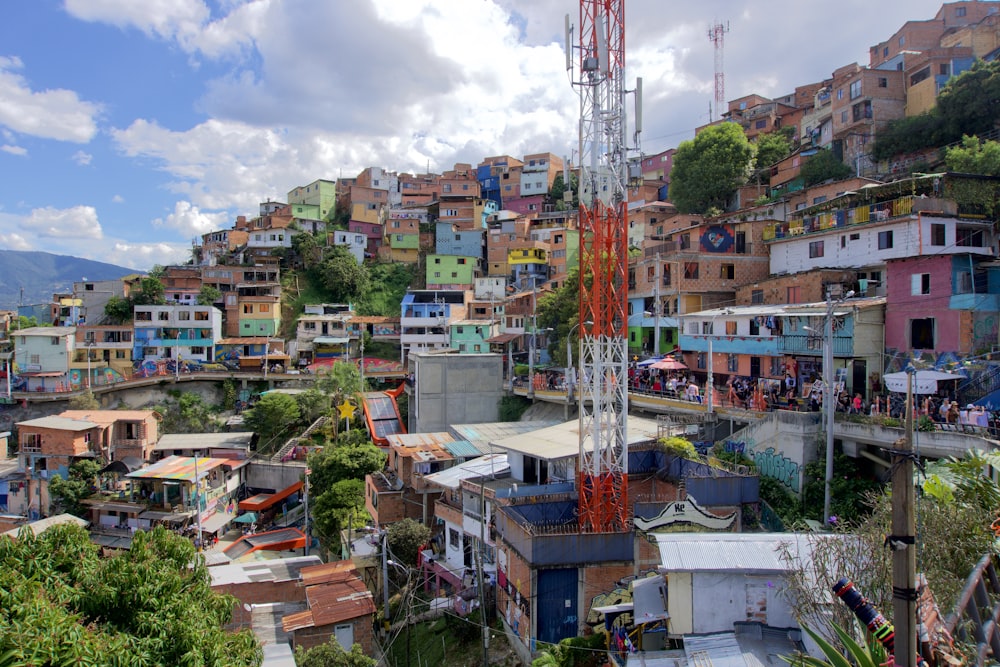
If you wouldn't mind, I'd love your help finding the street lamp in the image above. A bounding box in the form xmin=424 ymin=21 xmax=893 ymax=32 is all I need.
xmin=804 ymin=289 xmax=855 ymax=526
xmin=706 ymin=308 xmax=733 ymax=414
xmin=85 ymin=339 xmax=95 ymax=389
xmin=566 ymin=320 xmax=592 ymax=399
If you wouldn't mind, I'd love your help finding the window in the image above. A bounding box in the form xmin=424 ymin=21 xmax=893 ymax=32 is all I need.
xmin=850 ymin=80 xmax=862 ymax=99
xmin=910 ymin=317 xmax=935 ymax=349
xmin=878 ymin=77 xmax=887 ymax=88
xmin=683 ymin=262 xmax=699 ymax=279
xmin=679 ymin=234 xmax=691 ymax=250
xmin=434 ymin=257 xmax=441 ymax=264
xmin=931 ymin=223 xmax=945 ymax=245
xmin=449 ymin=528 xmax=460 ymax=549
xmin=755 ymin=119 xmax=767 ymax=129
xmin=696 ymin=352 xmax=706 ymax=369
xmin=158 ymin=311 xmax=169 ymax=321
xmin=195 ymin=311 xmax=209 ymax=321
xmin=841 ymin=235 xmax=847 ymax=248
xmin=883 ymin=46 xmax=889 ymax=57
xmin=260 ymin=304 xmax=269 ymax=312
xmin=190 ymin=346 xmax=205 ymax=355
xmin=956 ymin=271 xmax=973 ymax=294
xmin=957 ymin=229 xmax=984 ymax=247
xmin=751 ymin=289 xmax=764 ymax=304
xmin=721 ymin=264 xmax=735 ymax=280
xmin=451 ymin=272 xmax=457 ymax=278
xmin=878 ymin=230 xmax=893 ymax=249
xmin=787 ymin=286 xmax=802 ymax=303
xmin=727 ymin=353 xmax=738 ymax=372
xmin=899 ymin=35 xmax=905 ymax=46
xmin=243 ymin=304 xmax=253 ymax=314
xmin=725 ymin=321 xmax=737 ymax=335
xmin=749 ymin=319 xmax=760 ymax=335
xmin=912 ymin=273 xmax=931 ymax=295
xmin=841 ymin=110 xmax=848 ymax=123
xmin=956 ymin=6 xmax=966 ymax=16
xmin=434 ymin=272 xmax=441 ymax=278
xmin=809 ymin=240 xmax=824 ymax=258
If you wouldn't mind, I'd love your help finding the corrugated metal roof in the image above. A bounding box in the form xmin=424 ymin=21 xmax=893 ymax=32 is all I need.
xmin=449 ymin=421 xmax=562 ymax=454
xmin=423 ymin=454 xmax=509 ymax=489
xmin=443 ymin=439 xmax=482 ymax=459
xmin=299 ymin=560 xmax=358 ymax=587
xmin=492 ymin=416 xmax=660 ymax=461
xmin=385 ymin=432 xmax=455 ymax=448
xmin=306 ymin=578 xmax=375 ymax=627
xmin=3 ymin=513 xmax=88 ymax=538
xmin=208 ymin=555 xmax=322 ymax=587
xmin=154 ymin=432 xmax=255 ymax=451
xmin=61 ymin=409 xmax=159 ymax=424
xmin=651 ymin=533 xmax=841 ymax=574
xmin=17 ymin=415 xmax=99 ymax=431
xmin=126 ymin=455 xmax=231 ymax=481
xmin=684 ymin=632 xmax=745 ymax=667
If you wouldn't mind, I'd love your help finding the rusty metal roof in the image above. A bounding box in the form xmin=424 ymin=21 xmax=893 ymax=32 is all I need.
xmin=299 ymin=560 xmax=358 ymax=587
xmin=282 ymin=575 xmax=375 ymax=632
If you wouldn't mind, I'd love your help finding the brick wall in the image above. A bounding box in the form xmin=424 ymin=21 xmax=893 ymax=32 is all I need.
xmin=292 ymin=615 xmax=374 ymax=654
xmin=498 ymin=543 xmax=533 ymax=645
xmin=735 ymin=269 xmax=859 ymax=305
xmin=213 ymin=579 xmax=306 ymax=629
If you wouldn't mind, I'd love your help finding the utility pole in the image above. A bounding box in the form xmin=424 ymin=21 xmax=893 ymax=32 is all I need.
xmin=381 ymin=532 xmax=391 ymax=636
xmin=303 ymin=468 xmax=310 ymax=556
xmin=477 ymin=478 xmax=490 ymax=667
xmin=822 ymin=295 xmax=835 ymax=525
xmin=653 ymin=253 xmax=661 ymax=357
xmin=891 ymin=365 xmax=917 ymax=666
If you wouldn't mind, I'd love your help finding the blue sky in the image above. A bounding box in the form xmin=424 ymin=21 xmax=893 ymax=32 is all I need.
xmin=0 ymin=0 xmax=952 ymax=270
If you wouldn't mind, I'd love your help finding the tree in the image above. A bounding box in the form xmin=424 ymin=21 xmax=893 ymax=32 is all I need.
xmin=944 ymin=135 xmax=1000 ymax=176
xmin=311 ymin=478 xmax=366 ymax=552
xmin=103 ymin=294 xmax=133 ymax=324
xmin=308 ymin=441 xmax=385 ymax=493
xmin=131 ymin=275 xmax=166 ymax=306
xmin=292 ymin=230 xmax=324 ymax=269
xmin=316 ymin=246 xmax=370 ymax=303
xmin=48 ymin=459 xmax=101 ymax=516
xmin=799 ymin=148 xmax=853 ymax=187
xmin=244 ymin=392 xmax=301 ymax=452
xmin=536 ymin=267 xmax=581 ymax=367
xmin=9 ymin=315 xmax=39 ymax=331
xmin=197 ymin=284 xmax=223 ymax=306
xmin=68 ymin=387 xmax=100 ymax=410
xmin=753 ymin=131 xmax=793 ymax=181
xmin=295 ymin=639 xmax=375 ymax=667
xmin=157 ymin=392 xmax=223 ymax=434
xmin=936 ymin=59 xmax=1000 ymax=141
xmin=296 ymin=387 xmax=332 ymax=423
xmin=668 ymin=122 xmax=755 ymax=214
xmin=0 ymin=524 xmax=262 ymax=666
xmin=385 ymin=518 xmax=431 ymax=568
xmin=549 ymin=171 xmax=579 ymax=211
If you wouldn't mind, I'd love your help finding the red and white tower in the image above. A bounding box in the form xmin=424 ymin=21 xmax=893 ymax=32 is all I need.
xmin=571 ymin=0 xmax=630 ymax=533
xmin=707 ymin=20 xmax=729 ymax=121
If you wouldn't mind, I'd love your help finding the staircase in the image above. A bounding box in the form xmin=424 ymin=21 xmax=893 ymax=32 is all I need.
xmin=269 ymin=415 xmax=329 ymax=463
xmin=957 ymin=364 xmax=1000 ymax=406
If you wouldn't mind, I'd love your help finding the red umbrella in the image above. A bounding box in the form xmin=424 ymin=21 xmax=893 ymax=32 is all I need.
xmin=650 ymin=358 xmax=687 ymax=371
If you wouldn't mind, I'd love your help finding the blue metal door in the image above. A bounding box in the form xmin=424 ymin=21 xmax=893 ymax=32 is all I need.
xmin=536 ymin=568 xmax=578 ymax=645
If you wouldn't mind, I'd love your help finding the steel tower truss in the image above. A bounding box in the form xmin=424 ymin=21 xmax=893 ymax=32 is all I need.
xmin=574 ymin=0 xmax=629 ymax=533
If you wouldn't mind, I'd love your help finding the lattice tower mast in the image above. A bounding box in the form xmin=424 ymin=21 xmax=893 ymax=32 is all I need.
xmin=708 ymin=20 xmax=729 ymax=121
xmin=571 ymin=0 xmax=629 ymax=533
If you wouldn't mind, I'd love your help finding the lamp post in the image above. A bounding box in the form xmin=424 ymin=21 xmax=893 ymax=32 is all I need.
xmin=706 ymin=308 xmax=733 ymax=415
xmin=806 ymin=289 xmax=855 ymax=525
xmin=566 ymin=320 xmax=592 ymax=400
xmin=85 ymin=340 xmax=94 ymax=389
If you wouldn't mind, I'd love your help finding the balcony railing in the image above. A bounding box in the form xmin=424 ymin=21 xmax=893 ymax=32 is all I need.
xmin=764 ymin=195 xmax=914 ymax=241
xmin=778 ymin=334 xmax=854 ymax=356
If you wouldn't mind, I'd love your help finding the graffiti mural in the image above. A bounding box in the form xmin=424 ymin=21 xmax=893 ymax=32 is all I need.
xmin=633 ymin=495 xmax=737 ymax=532
xmin=586 ymin=570 xmax=661 ymax=628
xmin=973 ymin=314 xmax=999 ymax=352
xmin=699 ymin=225 xmax=734 ymax=253
xmin=749 ymin=446 xmax=801 ymax=492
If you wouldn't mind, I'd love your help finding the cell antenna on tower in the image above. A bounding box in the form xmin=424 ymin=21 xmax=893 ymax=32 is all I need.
xmin=707 ymin=20 xmax=730 ymax=121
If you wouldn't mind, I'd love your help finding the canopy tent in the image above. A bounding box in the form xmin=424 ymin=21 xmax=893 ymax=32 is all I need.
xmin=650 ymin=358 xmax=687 ymax=371
xmin=233 ymin=511 xmax=258 ymax=524
xmin=883 ymin=370 xmax=962 ymax=394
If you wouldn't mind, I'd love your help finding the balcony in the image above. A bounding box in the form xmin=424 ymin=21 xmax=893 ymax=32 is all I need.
xmin=495 ymin=501 xmax=633 ymax=567
xmin=778 ymin=334 xmax=853 ymax=356
xmin=764 ymin=195 xmax=914 ymax=242
xmin=434 ymin=500 xmax=464 ymax=527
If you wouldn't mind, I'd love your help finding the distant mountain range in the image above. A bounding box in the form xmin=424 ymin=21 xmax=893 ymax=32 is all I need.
xmin=0 ymin=250 xmax=140 ymax=311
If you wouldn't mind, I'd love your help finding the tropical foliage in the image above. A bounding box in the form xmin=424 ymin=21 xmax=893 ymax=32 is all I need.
xmin=295 ymin=639 xmax=375 ymax=667
xmin=0 ymin=524 xmax=261 ymax=666
xmin=47 ymin=459 xmax=101 ymax=517
xmin=668 ymin=122 xmax=756 ymax=214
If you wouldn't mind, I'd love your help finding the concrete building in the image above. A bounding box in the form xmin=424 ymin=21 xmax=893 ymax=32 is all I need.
xmin=132 ymin=304 xmax=223 ymax=365
xmin=406 ymin=351 xmax=504 ymax=433
xmin=287 ymin=179 xmax=337 ymax=222
xmin=13 ymin=326 xmax=76 ymax=392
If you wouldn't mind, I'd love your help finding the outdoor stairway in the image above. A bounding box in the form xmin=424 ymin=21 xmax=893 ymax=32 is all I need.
xmin=269 ymin=415 xmax=328 ymax=463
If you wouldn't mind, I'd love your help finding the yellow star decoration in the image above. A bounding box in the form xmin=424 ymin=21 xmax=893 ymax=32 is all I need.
xmin=337 ymin=400 xmax=357 ymax=420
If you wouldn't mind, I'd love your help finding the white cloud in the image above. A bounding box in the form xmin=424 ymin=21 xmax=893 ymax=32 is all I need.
xmin=112 ymin=194 xmax=125 ymax=204
xmin=0 ymin=209 xmax=185 ymax=270
xmin=24 ymin=206 xmax=103 ymax=239
xmin=0 ymin=232 xmax=32 ymax=251
xmin=0 ymin=56 xmax=101 ymax=143
xmin=152 ymin=200 xmax=230 ymax=238
xmin=72 ymin=150 xmax=92 ymax=165
xmin=1 ymin=145 xmax=26 ymax=156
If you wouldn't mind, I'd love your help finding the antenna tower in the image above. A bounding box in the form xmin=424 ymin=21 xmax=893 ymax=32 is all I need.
xmin=707 ymin=20 xmax=729 ymax=121
xmin=568 ymin=0 xmax=630 ymax=533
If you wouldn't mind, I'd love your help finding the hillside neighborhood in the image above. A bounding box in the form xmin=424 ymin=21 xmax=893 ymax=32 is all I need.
xmin=4 ymin=2 xmax=1000 ymax=666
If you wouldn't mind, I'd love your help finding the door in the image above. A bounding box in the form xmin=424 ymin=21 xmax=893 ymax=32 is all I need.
xmin=537 ymin=568 xmax=578 ymax=646
xmin=334 ymin=623 xmax=353 ymax=651
xmin=852 ymin=359 xmax=867 ymax=400
xmin=750 ymin=356 xmax=761 ymax=378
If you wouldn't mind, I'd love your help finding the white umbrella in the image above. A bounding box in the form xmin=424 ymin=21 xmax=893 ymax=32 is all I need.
xmin=883 ymin=370 xmax=962 ymax=394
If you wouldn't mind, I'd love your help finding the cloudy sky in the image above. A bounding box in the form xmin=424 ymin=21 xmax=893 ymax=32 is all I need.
xmin=1 ymin=0 xmax=950 ymax=269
